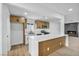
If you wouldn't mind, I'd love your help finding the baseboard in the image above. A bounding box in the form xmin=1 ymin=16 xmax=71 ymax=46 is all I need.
xmin=11 ymin=43 xmax=23 ymax=47
xmin=11 ymin=43 xmax=25 ymax=50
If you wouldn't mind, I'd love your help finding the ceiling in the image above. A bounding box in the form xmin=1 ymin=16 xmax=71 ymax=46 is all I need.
xmin=7 ymin=3 xmax=79 ymax=22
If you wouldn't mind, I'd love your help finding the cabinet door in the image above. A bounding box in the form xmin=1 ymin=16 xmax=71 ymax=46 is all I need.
xmin=39 ymin=40 xmax=56 ymax=56
xmin=58 ymin=37 xmax=65 ymax=47
xmin=36 ymin=21 xmax=42 ymax=28
xmin=39 ymin=37 xmax=65 ymax=56
xmin=39 ymin=42 xmax=44 ymax=56
xmin=10 ymin=16 xmax=25 ymax=23
xmin=10 ymin=16 xmax=18 ymax=23
xmin=35 ymin=20 xmax=49 ymax=29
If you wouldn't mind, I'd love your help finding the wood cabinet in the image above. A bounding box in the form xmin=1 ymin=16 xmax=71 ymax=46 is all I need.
xmin=10 ymin=15 xmax=26 ymax=24
xmin=35 ymin=20 xmax=49 ymax=29
xmin=39 ymin=37 xmax=65 ymax=56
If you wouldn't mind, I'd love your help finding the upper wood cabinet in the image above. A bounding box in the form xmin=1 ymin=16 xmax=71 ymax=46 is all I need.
xmin=35 ymin=20 xmax=49 ymax=29
xmin=10 ymin=15 xmax=26 ymax=24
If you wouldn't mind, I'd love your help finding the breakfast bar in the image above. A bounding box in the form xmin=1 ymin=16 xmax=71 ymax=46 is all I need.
xmin=28 ymin=34 xmax=68 ymax=56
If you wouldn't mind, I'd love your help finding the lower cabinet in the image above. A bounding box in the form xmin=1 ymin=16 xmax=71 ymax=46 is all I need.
xmin=39 ymin=37 xmax=65 ymax=56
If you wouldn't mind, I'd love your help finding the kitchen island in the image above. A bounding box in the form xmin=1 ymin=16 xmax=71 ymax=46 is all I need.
xmin=28 ymin=34 xmax=68 ymax=56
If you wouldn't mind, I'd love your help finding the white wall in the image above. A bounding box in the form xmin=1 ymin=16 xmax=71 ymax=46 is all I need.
xmin=11 ymin=23 xmax=23 ymax=45
xmin=49 ymin=21 xmax=61 ymax=35
xmin=2 ymin=4 xmax=10 ymax=55
xmin=60 ymin=16 xmax=64 ymax=35
xmin=0 ymin=3 xmax=2 ymax=55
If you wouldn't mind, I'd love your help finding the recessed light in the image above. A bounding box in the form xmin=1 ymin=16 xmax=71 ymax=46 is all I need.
xmin=24 ymin=12 xmax=27 ymax=15
xmin=68 ymin=8 xmax=73 ymax=11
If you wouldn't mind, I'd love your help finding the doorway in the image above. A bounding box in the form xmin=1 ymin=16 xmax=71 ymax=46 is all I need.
xmin=8 ymin=15 xmax=29 ymax=56
xmin=10 ymin=15 xmax=26 ymax=48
